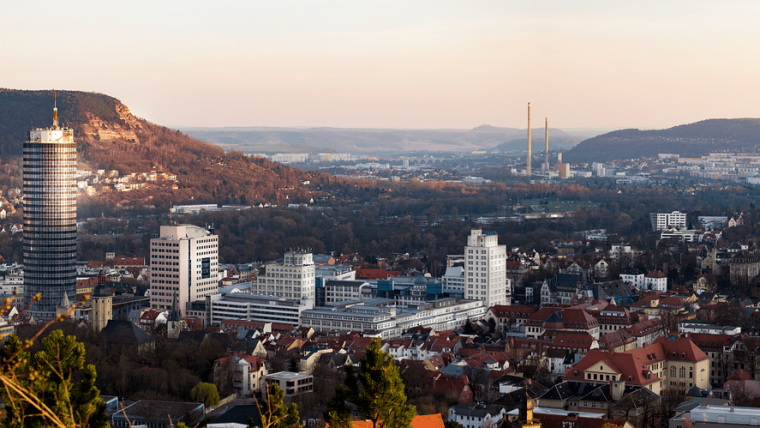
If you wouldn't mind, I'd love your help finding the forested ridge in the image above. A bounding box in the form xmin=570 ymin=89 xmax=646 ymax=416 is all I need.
xmin=0 ymin=89 xmax=348 ymax=205
xmin=564 ymin=118 xmax=760 ymax=163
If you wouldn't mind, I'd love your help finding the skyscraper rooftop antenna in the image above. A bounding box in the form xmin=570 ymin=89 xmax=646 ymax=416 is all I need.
xmin=53 ymin=91 xmax=59 ymax=128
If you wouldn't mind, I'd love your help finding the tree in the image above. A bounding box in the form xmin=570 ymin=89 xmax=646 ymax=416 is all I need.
xmin=190 ymin=382 xmax=220 ymax=408
xmin=324 ymin=338 xmax=417 ymax=428
xmin=0 ymin=329 xmax=109 ymax=428
xmin=254 ymin=382 xmax=299 ymax=428
xmin=444 ymin=421 xmax=464 ymax=428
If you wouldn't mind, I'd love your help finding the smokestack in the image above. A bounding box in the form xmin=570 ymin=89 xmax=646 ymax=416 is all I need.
xmin=527 ymin=103 xmax=531 ymax=175
xmin=545 ymin=117 xmax=549 ymax=171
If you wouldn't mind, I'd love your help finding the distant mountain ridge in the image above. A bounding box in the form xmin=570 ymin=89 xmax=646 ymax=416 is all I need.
xmin=564 ymin=118 xmax=760 ymax=163
xmin=180 ymin=124 xmax=582 ymax=154
xmin=0 ymin=89 xmax=329 ymax=206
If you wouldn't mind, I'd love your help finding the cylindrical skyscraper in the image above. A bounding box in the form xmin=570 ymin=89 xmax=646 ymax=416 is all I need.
xmin=527 ymin=103 xmax=531 ymax=176
xmin=23 ymin=94 xmax=77 ymax=321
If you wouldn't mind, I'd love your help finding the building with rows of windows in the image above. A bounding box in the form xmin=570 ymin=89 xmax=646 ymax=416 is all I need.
xmin=149 ymin=224 xmax=218 ymax=316
xmin=249 ymin=250 xmax=315 ymax=303
xmin=464 ymin=229 xmax=508 ymax=308
xmin=23 ymin=97 xmax=78 ymax=321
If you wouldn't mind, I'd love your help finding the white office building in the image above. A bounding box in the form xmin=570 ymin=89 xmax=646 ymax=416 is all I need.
xmin=442 ymin=266 xmax=465 ymax=292
xmin=249 ymin=251 xmax=315 ymax=303
xmin=650 ymin=211 xmax=687 ymax=231
xmin=465 ymin=229 xmax=508 ymax=308
xmin=206 ymin=292 xmax=311 ymax=326
xmin=149 ymin=225 xmax=218 ymax=316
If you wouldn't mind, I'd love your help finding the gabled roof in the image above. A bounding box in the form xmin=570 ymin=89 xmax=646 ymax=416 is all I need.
xmin=101 ymin=320 xmax=153 ymax=345
xmin=349 ymin=414 xmax=444 ymax=428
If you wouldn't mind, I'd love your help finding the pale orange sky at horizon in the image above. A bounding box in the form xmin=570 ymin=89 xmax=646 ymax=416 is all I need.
xmin=1 ymin=1 xmax=758 ymax=130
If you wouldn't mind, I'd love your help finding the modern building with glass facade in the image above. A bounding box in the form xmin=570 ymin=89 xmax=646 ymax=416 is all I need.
xmin=23 ymin=98 xmax=78 ymax=321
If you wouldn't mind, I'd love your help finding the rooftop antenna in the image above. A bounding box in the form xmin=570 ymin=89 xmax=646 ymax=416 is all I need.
xmin=53 ymin=91 xmax=59 ymax=128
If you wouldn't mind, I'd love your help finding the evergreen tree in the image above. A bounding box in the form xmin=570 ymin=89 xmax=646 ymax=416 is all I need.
xmin=254 ymin=382 xmax=299 ymax=428
xmin=0 ymin=329 xmax=108 ymax=428
xmin=324 ymin=338 xmax=417 ymax=428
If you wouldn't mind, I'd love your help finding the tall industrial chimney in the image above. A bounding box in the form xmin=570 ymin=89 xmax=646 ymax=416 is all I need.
xmin=545 ymin=117 xmax=549 ymax=172
xmin=527 ymin=103 xmax=531 ymax=175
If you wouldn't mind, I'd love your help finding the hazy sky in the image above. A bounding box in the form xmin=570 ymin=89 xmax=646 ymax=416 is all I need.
xmin=2 ymin=1 xmax=759 ymax=129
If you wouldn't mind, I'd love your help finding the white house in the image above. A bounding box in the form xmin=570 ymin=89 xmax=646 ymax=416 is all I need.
xmin=620 ymin=270 xmax=645 ymax=289
xmin=644 ymin=271 xmax=668 ymax=292
xmin=448 ymin=403 xmax=507 ymax=428
xmin=214 ymin=354 xmax=268 ymax=397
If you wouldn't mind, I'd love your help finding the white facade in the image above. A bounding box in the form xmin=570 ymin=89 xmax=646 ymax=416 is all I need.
xmin=442 ymin=266 xmax=465 ymax=292
xmin=250 ymin=251 xmax=315 ymax=303
xmin=149 ymin=225 xmax=219 ymax=316
xmin=644 ymin=272 xmax=668 ymax=292
xmin=324 ymin=280 xmax=370 ymax=304
xmin=464 ymin=229 xmax=507 ymax=308
xmin=620 ymin=272 xmax=645 ymax=288
xmin=207 ymin=293 xmax=311 ymax=326
xmin=300 ymin=298 xmax=486 ymax=339
xmin=651 ymin=211 xmax=687 ymax=231
xmin=448 ymin=404 xmax=507 ymax=428
xmin=264 ymin=372 xmax=313 ymax=396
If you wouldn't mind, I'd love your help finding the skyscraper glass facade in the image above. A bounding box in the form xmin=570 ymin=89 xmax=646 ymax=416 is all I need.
xmin=23 ymin=111 xmax=77 ymax=321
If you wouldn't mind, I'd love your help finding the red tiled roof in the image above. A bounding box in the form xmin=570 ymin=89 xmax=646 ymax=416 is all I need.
xmin=215 ymin=353 xmax=267 ymax=370
xmin=646 ymin=270 xmax=667 ymax=278
xmin=489 ymin=305 xmax=538 ymax=317
xmin=349 ymin=414 xmax=445 ymax=428
xmin=354 ymin=269 xmax=401 ymax=279
xmin=113 ymin=256 xmax=146 ymax=266
xmin=729 ymin=369 xmax=753 ymax=381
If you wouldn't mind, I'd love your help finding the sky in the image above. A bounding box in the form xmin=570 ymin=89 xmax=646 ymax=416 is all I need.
xmin=2 ymin=1 xmax=759 ymax=130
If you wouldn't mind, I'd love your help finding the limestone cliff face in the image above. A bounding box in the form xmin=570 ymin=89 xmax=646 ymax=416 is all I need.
xmin=80 ymin=103 xmax=143 ymax=143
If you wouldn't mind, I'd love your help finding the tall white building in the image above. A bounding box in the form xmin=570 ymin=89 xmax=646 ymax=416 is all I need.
xmin=650 ymin=211 xmax=687 ymax=231
xmin=149 ymin=224 xmax=218 ymax=315
xmin=250 ymin=250 xmax=315 ymax=303
xmin=465 ymin=229 xmax=507 ymax=308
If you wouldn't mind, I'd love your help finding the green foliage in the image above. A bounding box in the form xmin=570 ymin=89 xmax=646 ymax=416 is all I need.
xmin=256 ymin=382 xmax=299 ymax=428
xmin=190 ymin=382 xmax=220 ymax=408
xmin=444 ymin=421 xmax=464 ymax=428
xmin=325 ymin=338 xmax=417 ymax=428
xmin=0 ymin=330 xmax=108 ymax=428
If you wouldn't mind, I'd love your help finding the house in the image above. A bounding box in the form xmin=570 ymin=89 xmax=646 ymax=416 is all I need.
xmin=484 ymin=305 xmax=538 ymax=334
xmin=100 ymin=320 xmax=155 ymax=355
xmin=692 ymin=274 xmax=716 ymax=295
xmin=448 ymin=403 xmax=507 ymax=428
xmin=594 ymin=305 xmax=635 ymax=334
xmin=214 ymin=354 xmax=268 ymax=397
xmin=592 ymin=258 xmax=610 ymax=280
xmin=564 ymin=334 xmax=710 ymax=395
xmin=644 ymin=271 xmax=668 ymax=292
xmin=620 ymin=269 xmax=645 ymax=289
xmin=723 ymin=370 xmax=760 ymax=401
xmin=431 ymin=374 xmax=473 ymax=403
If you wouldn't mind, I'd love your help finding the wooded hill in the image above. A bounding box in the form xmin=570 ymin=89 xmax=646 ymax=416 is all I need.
xmin=0 ymin=89 xmax=343 ymax=207
xmin=564 ymin=118 xmax=760 ymax=163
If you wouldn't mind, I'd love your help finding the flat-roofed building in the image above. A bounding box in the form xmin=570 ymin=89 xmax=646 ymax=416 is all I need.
xmin=250 ymin=251 xmax=315 ymax=303
xmin=206 ymin=293 xmax=312 ymax=326
xmin=300 ymin=298 xmax=486 ymax=339
xmin=264 ymin=371 xmax=313 ymax=396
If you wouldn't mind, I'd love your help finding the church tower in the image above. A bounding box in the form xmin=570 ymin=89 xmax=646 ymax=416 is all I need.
xmin=91 ymin=269 xmax=113 ymax=333
xmin=515 ymin=392 xmax=541 ymax=428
